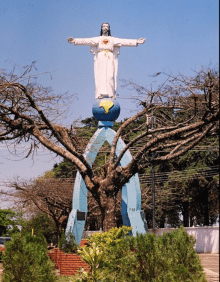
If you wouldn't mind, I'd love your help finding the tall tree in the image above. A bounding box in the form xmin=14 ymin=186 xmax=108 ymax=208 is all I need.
xmin=6 ymin=178 xmax=74 ymax=243
xmin=163 ymin=136 xmax=219 ymax=227
xmin=21 ymin=212 xmax=57 ymax=244
xmin=140 ymin=136 xmax=219 ymax=228
xmin=0 ymin=64 xmax=219 ymax=231
xmin=0 ymin=209 xmax=16 ymax=236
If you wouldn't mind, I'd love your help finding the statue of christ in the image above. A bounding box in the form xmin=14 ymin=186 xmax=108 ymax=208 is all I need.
xmin=68 ymin=23 xmax=146 ymax=99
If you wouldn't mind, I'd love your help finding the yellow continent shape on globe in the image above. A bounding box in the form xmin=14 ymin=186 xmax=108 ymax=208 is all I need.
xmin=99 ymin=99 xmax=114 ymax=114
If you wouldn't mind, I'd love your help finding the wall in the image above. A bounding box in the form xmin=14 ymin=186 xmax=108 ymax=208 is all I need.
xmin=84 ymin=227 xmax=219 ymax=253
xmin=148 ymin=226 xmax=219 ymax=253
xmin=82 ymin=230 xmax=102 ymax=238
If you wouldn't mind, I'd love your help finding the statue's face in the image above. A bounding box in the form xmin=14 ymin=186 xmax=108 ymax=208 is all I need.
xmin=101 ymin=23 xmax=110 ymax=35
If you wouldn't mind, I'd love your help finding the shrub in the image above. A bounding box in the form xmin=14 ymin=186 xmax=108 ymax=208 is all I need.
xmin=58 ymin=231 xmax=78 ymax=253
xmin=128 ymin=226 xmax=207 ymax=281
xmin=76 ymin=226 xmax=207 ymax=282
xmin=87 ymin=226 xmax=132 ymax=247
xmin=0 ymin=249 xmax=3 ymax=262
xmin=69 ymin=226 xmax=132 ymax=282
xmin=76 ymin=242 xmax=104 ymax=282
xmin=1 ymin=232 xmax=56 ymax=282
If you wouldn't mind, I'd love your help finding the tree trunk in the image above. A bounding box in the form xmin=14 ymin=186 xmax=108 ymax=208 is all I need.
xmin=55 ymin=221 xmax=62 ymax=245
xmin=203 ymin=189 xmax=209 ymax=226
xmin=102 ymin=195 xmax=117 ymax=231
xmin=159 ymin=216 xmax=165 ymax=228
xmin=182 ymin=203 xmax=189 ymax=227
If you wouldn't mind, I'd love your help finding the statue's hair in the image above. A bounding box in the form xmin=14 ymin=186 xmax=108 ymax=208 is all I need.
xmin=100 ymin=23 xmax=111 ymax=36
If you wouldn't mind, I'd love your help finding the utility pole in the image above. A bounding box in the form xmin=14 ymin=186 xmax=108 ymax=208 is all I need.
xmin=152 ymin=158 xmax=155 ymax=233
xmin=151 ymin=109 xmax=156 ymax=233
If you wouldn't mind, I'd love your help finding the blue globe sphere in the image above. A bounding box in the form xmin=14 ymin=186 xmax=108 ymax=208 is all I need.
xmin=92 ymin=99 xmax=120 ymax=121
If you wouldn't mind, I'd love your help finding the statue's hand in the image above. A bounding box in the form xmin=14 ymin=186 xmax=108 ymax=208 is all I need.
xmin=137 ymin=38 xmax=146 ymax=44
xmin=68 ymin=37 xmax=75 ymax=44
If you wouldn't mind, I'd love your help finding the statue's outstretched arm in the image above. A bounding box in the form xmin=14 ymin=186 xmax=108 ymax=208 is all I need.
xmin=67 ymin=37 xmax=98 ymax=46
xmin=137 ymin=38 xmax=146 ymax=44
xmin=113 ymin=38 xmax=146 ymax=47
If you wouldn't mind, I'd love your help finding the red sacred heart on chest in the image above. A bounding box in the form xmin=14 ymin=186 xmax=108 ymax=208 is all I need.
xmin=102 ymin=39 xmax=109 ymax=45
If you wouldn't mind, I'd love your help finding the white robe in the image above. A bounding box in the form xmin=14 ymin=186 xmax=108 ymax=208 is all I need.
xmin=73 ymin=36 xmax=138 ymax=99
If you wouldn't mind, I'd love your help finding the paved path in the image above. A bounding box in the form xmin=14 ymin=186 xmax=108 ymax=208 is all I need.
xmin=198 ymin=254 xmax=219 ymax=282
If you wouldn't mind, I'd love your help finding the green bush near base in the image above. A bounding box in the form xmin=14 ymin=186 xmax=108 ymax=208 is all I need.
xmin=1 ymin=232 xmax=56 ymax=282
xmin=127 ymin=226 xmax=207 ymax=282
xmin=58 ymin=231 xmax=78 ymax=254
xmin=0 ymin=250 xmax=3 ymax=262
xmin=72 ymin=226 xmax=207 ymax=282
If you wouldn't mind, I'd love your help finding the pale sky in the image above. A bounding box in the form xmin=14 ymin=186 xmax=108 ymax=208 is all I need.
xmin=0 ymin=0 xmax=219 ymax=208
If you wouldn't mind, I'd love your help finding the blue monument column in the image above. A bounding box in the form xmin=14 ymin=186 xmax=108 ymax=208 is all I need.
xmin=66 ymin=98 xmax=147 ymax=244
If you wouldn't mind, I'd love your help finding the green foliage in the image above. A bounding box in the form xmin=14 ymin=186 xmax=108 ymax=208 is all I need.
xmin=78 ymin=242 xmax=103 ymax=270
xmin=144 ymin=136 xmax=219 ymax=228
xmin=2 ymin=232 xmax=56 ymax=282
xmin=74 ymin=242 xmax=104 ymax=282
xmin=128 ymin=226 xmax=206 ymax=282
xmin=58 ymin=231 xmax=78 ymax=254
xmin=75 ymin=226 xmax=207 ymax=282
xmin=53 ymin=158 xmax=78 ymax=179
xmin=81 ymin=117 xmax=98 ymax=129
xmin=21 ymin=212 xmax=57 ymax=244
xmin=165 ymin=137 xmax=219 ymax=226
xmin=87 ymin=226 xmax=132 ymax=247
xmin=42 ymin=170 xmax=56 ymax=178
xmin=0 ymin=209 xmax=15 ymax=226
xmin=5 ymin=225 xmax=21 ymax=236
xmin=57 ymin=276 xmax=75 ymax=282
xmin=0 ymin=209 xmax=20 ymax=237
xmin=0 ymin=250 xmax=3 ymax=262
xmin=70 ymin=226 xmax=132 ymax=282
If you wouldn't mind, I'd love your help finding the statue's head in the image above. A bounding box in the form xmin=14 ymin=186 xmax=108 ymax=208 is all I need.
xmin=100 ymin=23 xmax=111 ymax=36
